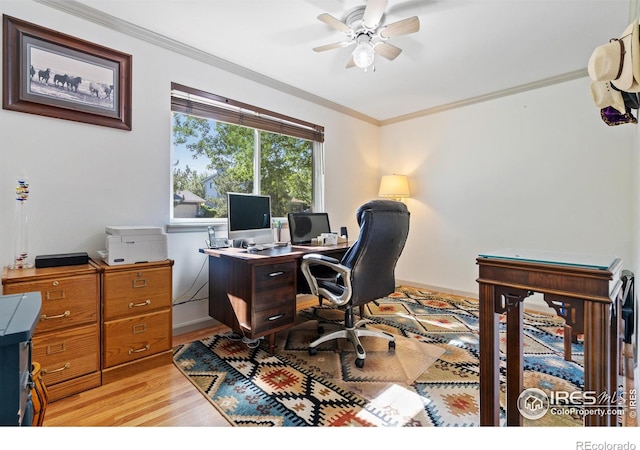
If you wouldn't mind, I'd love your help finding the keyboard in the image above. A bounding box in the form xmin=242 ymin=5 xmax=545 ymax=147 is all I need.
xmin=253 ymin=243 xmax=276 ymax=251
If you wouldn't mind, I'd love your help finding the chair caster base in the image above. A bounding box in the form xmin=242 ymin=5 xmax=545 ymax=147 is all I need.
xmin=309 ymin=347 xmax=318 ymax=356
xmin=389 ymin=341 xmax=396 ymax=351
xmin=355 ymin=358 xmax=364 ymax=368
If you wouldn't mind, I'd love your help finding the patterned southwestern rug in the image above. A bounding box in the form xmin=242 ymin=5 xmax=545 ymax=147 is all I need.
xmin=173 ymin=286 xmax=598 ymax=427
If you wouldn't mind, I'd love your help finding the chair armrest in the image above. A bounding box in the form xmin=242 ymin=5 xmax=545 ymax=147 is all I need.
xmin=300 ymin=253 xmax=352 ymax=306
xmin=303 ymin=253 xmax=340 ymax=266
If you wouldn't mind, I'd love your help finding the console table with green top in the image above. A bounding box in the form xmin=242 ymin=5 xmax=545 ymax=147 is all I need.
xmin=476 ymin=249 xmax=623 ymax=427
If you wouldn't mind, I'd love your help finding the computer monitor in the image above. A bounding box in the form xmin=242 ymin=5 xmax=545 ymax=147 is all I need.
xmin=287 ymin=212 xmax=331 ymax=245
xmin=227 ymin=192 xmax=273 ymax=245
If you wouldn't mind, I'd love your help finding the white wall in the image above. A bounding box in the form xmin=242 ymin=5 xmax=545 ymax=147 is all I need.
xmin=0 ymin=1 xmax=380 ymax=331
xmin=381 ymin=77 xmax=636 ymax=297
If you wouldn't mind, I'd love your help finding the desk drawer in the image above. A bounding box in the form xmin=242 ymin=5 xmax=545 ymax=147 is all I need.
xmin=253 ymin=262 xmax=295 ymax=311
xmin=103 ymin=267 xmax=172 ymax=320
xmin=252 ymin=303 xmax=296 ymax=335
xmin=3 ymin=274 xmax=99 ymax=333
xmin=32 ymin=323 xmax=100 ymax=386
xmin=103 ymin=310 xmax=171 ymax=368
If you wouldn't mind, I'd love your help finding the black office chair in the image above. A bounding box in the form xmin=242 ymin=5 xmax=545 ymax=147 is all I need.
xmin=300 ymin=200 xmax=410 ymax=368
xmin=621 ymin=270 xmax=635 ymax=345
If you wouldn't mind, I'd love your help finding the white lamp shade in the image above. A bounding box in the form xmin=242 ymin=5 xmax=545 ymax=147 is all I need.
xmin=378 ymin=175 xmax=410 ymax=200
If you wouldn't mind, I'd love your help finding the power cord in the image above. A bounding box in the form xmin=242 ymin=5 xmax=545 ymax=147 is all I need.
xmin=172 ymin=255 xmax=262 ymax=349
xmin=172 ymin=255 xmax=209 ymax=306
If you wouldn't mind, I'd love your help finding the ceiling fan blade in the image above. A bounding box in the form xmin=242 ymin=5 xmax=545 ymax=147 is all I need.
xmin=346 ymin=55 xmax=356 ymax=68
xmin=362 ymin=0 xmax=388 ymax=29
xmin=380 ymin=16 xmax=420 ymax=38
xmin=317 ymin=13 xmax=351 ymax=34
xmin=313 ymin=41 xmax=354 ymax=52
xmin=374 ymin=41 xmax=403 ymax=60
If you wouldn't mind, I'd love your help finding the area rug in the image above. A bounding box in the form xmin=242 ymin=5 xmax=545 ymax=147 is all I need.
xmin=173 ymin=286 xmax=596 ymax=427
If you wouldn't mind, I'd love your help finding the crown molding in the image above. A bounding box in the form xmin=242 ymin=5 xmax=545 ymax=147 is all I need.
xmin=34 ymin=0 xmax=589 ymax=128
xmin=379 ymin=69 xmax=588 ymax=126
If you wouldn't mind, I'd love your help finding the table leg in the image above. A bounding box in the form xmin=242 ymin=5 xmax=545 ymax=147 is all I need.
xmin=564 ymin=325 xmax=573 ymax=361
xmin=268 ymin=333 xmax=276 ymax=354
xmin=505 ymin=294 xmax=524 ymax=426
xmin=479 ymin=282 xmax=500 ymax=426
xmin=583 ymin=301 xmax=612 ymax=426
xmin=609 ymin=292 xmax=622 ymax=426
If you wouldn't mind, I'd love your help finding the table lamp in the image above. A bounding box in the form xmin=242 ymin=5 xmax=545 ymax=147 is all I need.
xmin=378 ymin=174 xmax=410 ymax=201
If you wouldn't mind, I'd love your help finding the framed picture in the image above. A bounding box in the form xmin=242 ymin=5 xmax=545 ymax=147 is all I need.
xmin=2 ymin=15 xmax=132 ymax=130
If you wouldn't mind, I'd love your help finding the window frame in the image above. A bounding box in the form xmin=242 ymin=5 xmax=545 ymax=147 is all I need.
xmin=169 ymin=82 xmax=325 ymax=226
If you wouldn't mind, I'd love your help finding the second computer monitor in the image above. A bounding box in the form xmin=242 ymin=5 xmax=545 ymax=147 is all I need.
xmin=287 ymin=212 xmax=331 ymax=245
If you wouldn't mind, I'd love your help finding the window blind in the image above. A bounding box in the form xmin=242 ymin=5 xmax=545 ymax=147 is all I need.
xmin=171 ymin=82 xmax=324 ymax=143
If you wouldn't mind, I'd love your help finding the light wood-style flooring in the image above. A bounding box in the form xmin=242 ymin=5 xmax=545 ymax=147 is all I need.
xmin=43 ymin=296 xmax=319 ymax=427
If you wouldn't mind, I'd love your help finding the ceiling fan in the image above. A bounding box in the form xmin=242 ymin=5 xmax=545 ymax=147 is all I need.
xmin=313 ymin=0 xmax=420 ymax=71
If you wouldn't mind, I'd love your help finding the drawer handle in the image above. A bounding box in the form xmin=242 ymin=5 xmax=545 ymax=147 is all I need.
xmin=41 ymin=363 xmax=70 ymax=375
xmin=129 ymin=299 xmax=151 ymax=308
xmin=267 ymin=313 xmax=285 ymax=321
xmin=132 ymin=279 xmax=147 ymax=288
xmin=268 ymin=271 xmax=285 ymax=277
xmin=41 ymin=310 xmax=70 ymax=320
xmin=129 ymin=344 xmax=150 ymax=354
xmin=45 ymin=290 xmax=65 ymax=300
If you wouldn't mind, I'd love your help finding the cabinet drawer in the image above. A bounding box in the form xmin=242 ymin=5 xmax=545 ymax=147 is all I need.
xmin=3 ymin=274 xmax=99 ymax=333
xmin=32 ymin=323 xmax=100 ymax=386
xmin=252 ymin=303 xmax=296 ymax=335
xmin=253 ymin=262 xmax=295 ymax=311
xmin=103 ymin=268 xmax=172 ymax=320
xmin=103 ymin=310 xmax=171 ymax=368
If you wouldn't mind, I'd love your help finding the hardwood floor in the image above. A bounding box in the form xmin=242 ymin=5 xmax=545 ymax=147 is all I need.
xmin=43 ymin=295 xmax=320 ymax=427
xmin=43 ymin=324 xmax=232 ymax=427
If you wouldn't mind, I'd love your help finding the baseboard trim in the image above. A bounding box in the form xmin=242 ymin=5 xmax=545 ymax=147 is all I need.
xmin=172 ymin=317 xmax=220 ymax=336
xmin=395 ymin=279 xmax=478 ymax=299
xmin=395 ymin=279 xmax=552 ymax=313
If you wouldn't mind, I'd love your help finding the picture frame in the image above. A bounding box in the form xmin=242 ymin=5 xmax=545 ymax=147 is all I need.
xmin=2 ymin=15 xmax=132 ymax=130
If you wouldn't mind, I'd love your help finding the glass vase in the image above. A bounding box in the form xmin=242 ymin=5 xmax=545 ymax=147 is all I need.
xmin=10 ymin=178 xmax=32 ymax=269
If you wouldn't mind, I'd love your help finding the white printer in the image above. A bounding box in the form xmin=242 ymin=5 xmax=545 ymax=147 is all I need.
xmin=98 ymin=226 xmax=168 ymax=265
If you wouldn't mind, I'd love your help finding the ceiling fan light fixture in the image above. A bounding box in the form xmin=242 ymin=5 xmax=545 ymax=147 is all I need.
xmin=353 ymin=40 xmax=375 ymax=69
xmin=315 ymin=1 xmax=419 ymax=70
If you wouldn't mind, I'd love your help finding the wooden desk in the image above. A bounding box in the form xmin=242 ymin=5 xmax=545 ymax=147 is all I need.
xmin=476 ymin=250 xmax=623 ymax=427
xmin=201 ymin=243 xmax=350 ymax=353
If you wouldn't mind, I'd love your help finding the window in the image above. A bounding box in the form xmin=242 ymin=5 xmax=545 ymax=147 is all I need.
xmin=170 ymin=83 xmax=325 ymax=222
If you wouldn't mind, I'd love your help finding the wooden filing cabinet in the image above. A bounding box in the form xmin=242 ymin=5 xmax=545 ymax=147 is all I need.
xmin=97 ymin=259 xmax=173 ymax=384
xmin=1 ymin=263 xmax=101 ymax=401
